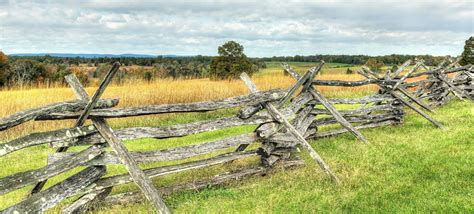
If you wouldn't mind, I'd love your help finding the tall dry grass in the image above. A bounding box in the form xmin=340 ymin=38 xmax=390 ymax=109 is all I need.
xmin=0 ymin=70 xmax=375 ymax=141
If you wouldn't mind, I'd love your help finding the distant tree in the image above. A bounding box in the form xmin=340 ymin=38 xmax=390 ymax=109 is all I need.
xmin=210 ymin=41 xmax=254 ymax=80
xmin=218 ymin=41 xmax=245 ymax=57
xmin=365 ymin=58 xmax=385 ymax=72
xmin=346 ymin=68 xmax=353 ymax=74
xmin=74 ymin=70 xmax=90 ymax=86
xmin=0 ymin=51 xmax=9 ymax=86
xmin=460 ymin=36 xmax=474 ymax=66
xmin=143 ymin=71 xmax=153 ymax=82
xmin=44 ymin=64 xmax=71 ymax=85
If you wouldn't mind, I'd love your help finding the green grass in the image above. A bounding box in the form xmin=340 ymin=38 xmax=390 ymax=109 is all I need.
xmin=265 ymin=61 xmax=354 ymax=69
xmin=93 ymin=101 xmax=473 ymax=213
xmin=1 ymin=100 xmax=472 ymax=213
xmin=262 ymin=61 xmax=359 ymax=76
xmin=131 ymin=101 xmax=474 ymax=213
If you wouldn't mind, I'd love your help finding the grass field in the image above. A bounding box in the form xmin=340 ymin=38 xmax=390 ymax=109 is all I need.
xmin=0 ymin=62 xmax=472 ymax=213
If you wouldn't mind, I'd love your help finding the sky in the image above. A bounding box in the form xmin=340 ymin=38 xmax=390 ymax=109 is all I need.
xmin=0 ymin=0 xmax=472 ymax=57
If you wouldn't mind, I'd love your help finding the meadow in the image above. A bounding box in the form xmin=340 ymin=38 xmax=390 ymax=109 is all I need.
xmin=0 ymin=62 xmax=472 ymax=213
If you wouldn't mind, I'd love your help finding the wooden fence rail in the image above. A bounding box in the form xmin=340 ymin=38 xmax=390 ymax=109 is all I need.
xmin=0 ymin=57 xmax=472 ymax=213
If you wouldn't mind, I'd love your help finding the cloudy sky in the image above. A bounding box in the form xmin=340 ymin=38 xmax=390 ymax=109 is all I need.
xmin=0 ymin=0 xmax=472 ymax=57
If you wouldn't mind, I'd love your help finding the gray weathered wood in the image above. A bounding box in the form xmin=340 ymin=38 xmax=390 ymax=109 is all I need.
xmin=436 ymin=73 xmax=467 ymax=100
xmin=237 ymin=92 xmax=314 ymax=152
xmin=66 ymin=71 xmax=171 ymax=214
xmin=308 ymin=95 xmax=396 ymax=105
xmin=284 ymin=64 xmax=368 ymax=143
xmin=277 ymin=63 xmax=323 ymax=108
xmin=391 ymin=92 xmax=444 ymax=128
xmin=30 ymin=66 xmax=123 ymax=195
xmin=74 ymin=62 xmax=121 ymax=126
xmin=256 ymin=105 xmax=316 ymax=139
xmin=0 ymin=99 xmax=118 ymax=131
xmin=358 ymin=65 xmax=444 ymax=129
xmin=41 ymin=89 xmax=286 ymax=120
xmin=311 ymin=113 xmax=400 ymax=127
xmin=240 ymin=72 xmax=340 ymax=184
xmin=399 ymin=65 xmax=471 ymax=79
xmin=391 ymin=60 xmax=423 ymax=90
xmin=307 ymin=120 xmax=397 ymax=139
xmin=292 ymin=105 xmax=315 ymax=134
xmin=49 ymin=133 xmax=258 ymax=165
xmin=53 ymin=115 xmax=269 ymax=147
xmin=360 ymin=66 xmax=382 ymax=79
xmin=1 ymin=166 xmax=105 ymax=214
xmin=236 ymin=94 xmax=312 ymax=152
xmin=311 ymin=104 xmax=396 ymax=116
xmin=312 ymin=79 xmax=377 ymax=87
xmin=239 ymin=91 xmax=313 ymax=119
xmin=29 ymin=66 xmax=122 ymax=195
xmin=0 ymin=125 xmax=97 ymax=157
xmin=83 ymin=150 xmax=258 ymax=194
xmin=391 ymin=60 xmax=412 ymax=78
xmin=61 ymin=187 xmax=112 ymax=214
xmin=100 ymin=160 xmax=304 ymax=206
xmin=0 ymin=145 xmax=103 ymax=195
xmin=396 ymin=87 xmax=434 ymax=112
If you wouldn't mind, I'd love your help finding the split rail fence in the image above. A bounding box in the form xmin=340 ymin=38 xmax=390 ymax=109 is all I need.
xmin=0 ymin=57 xmax=472 ymax=213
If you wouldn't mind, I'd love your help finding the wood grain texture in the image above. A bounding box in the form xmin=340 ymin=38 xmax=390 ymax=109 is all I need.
xmin=66 ymin=71 xmax=171 ymax=214
xmin=53 ymin=115 xmax=269 ymax=147
xmin=1 ymin=166 xmax=106 ymax=214
xmin=0 ymin=98 xmax=118 ymax=131
xmin=49 ymin=133 xmax=258 ymax=165
xmin=240 ymin=72 xmax=340 ymax=184
xmin=284 ymin=64 xmax=368 ymax=143
xmin=83 ymin=150 xmax=258 ymax=194
xmin=0 ymin=125 xmax=97 ymax=157
xmin=0 ymin=145 xmax=103 ymax=195
xmin=40 ymin=89 xmax=286 ymax=120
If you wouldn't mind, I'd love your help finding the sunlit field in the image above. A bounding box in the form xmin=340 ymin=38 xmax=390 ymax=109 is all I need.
xmin=1 ymin=62 xmax=471 ymax=213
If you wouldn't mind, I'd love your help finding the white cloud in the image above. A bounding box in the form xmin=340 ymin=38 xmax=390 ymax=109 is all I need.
xmin=0 ymin=0 xmax=472 ymax=56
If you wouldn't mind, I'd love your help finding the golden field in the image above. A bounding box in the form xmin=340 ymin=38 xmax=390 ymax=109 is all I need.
xmin=0 ymin=63 xmax=380 ymax=141
xmin=0 ymin=63 xmax=404 ymax=142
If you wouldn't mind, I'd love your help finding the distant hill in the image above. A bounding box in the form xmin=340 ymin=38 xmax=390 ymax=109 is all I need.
xmin=9 ymin=53 xmax=179 ymax=58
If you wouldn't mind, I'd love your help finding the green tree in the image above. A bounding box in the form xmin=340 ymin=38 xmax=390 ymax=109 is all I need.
xmin=143 ymin=71 xmax=153 ymax=82
xmin=365 ymin=58 xmax=385 ymax=72
xmin=210 ymin=41 xmax=254 ymax=80
xmin=346 ymin=68 xmax=353 ymax=74
xmin=460 ymin=36 xmax=474 ymax=66
xmin=0 ymin=51 xmax=9 ymax=86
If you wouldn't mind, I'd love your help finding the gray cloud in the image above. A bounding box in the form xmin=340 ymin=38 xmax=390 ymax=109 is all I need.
xmin=0 ymin=0 xmax=472 ymax=56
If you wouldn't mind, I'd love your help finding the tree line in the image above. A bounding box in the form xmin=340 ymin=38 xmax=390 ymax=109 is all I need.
xmin=1 ymin=37 xmax=472 ymax=88
xmin=0 ymin=41 xmax=265 ymax=87
xmin=260 ymin=54 xmax=447 ymax=66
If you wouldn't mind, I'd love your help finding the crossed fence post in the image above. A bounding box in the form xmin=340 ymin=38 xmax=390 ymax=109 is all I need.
xmin=357 ymin=59 xmax=444 ymax=129
xmin=282 ymin=62 xmax=369 ymax=144
xmin=239 ymin=72 xmax=341 ymax=184
xmin=29 ymin=62 xmax=170 ymax=214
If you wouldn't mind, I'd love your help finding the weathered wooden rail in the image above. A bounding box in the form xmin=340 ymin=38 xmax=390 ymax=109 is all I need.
xmin=0 ymin=58 xmax=471 ymax=213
